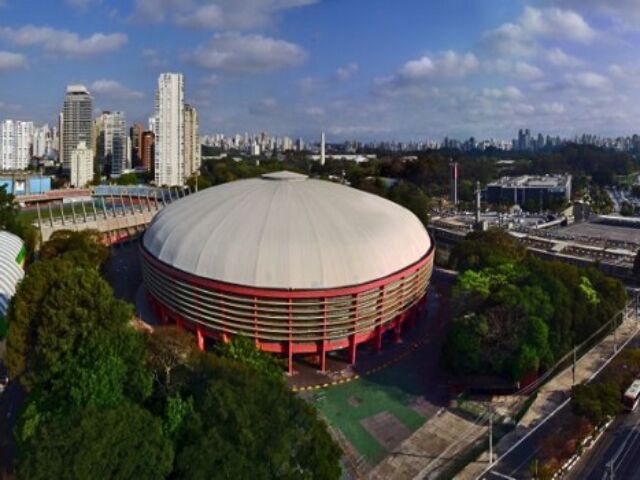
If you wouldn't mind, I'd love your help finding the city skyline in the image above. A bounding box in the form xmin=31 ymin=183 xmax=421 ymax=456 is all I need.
xmin=1 ymin=1 xmax=640 ymax=141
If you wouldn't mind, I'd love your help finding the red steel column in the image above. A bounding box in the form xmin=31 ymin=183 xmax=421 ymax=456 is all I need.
xmin=196 ymin=325 xmax=205 ymax=352
xmin=253 ymin=297 xmax=259 ymax=348
xmin=349 ymin=293 xmax=359 ymax=365
xmin=287 ymin=298 xmax=293 ymax=375
xmin=394 ymin=312 xmax=405 ymax=343
xmin=375 ymin=286 xmax=385 ymax=352
xmin=319 ymin=297 xmax=328 ymax=372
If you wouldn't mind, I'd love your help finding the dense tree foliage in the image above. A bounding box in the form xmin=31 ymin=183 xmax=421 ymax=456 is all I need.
xmin=172 ymin=356 xmax=341 ymax=480
xmin=444 ymin=230 xmax=627 ymax=381
xmin=39 ymin=229 xmax=109 ymax=268
xmin=8 ymin=233 xmax=341 ymax=479
xmin=571 ymin=383 xmax=621 ymax=425
xmin=0 ymin=185 xmax=39 ymax=255
xmin=18 ymin=403 xmax=174 ymax=480
xmin=449 ymin=228 xmax=526 ymax=272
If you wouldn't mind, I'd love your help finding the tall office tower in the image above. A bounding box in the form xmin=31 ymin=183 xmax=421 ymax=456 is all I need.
xmin=130 ymin=123 xmax=144 ymax=168
xmin=61 ymin=85 xmax=93 ymax=172
xmin=320 ymin=131 xmax=326 ymax=166
xmin=125 ymin=135 xmax=132 ymax=170
xmin=70 ymin=141 xmax=93 ymax=187
xmin=154 ymin=73 xmax=184 ymax=186
xmin=33 ymin=124 xmax=50 ymax=158
xmin=141 ymin=131 xmax=155 ymax=173
xmin=184 ymin=103 xmax=200 ymax=178
xmin=0 ymin=120 xmax=34 ymax=170
xmin=96 ymin=111 xmax=126 ymax=176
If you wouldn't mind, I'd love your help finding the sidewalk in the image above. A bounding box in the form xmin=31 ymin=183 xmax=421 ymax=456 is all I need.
xmin=457 ymin=312 xmax=640 ymax=480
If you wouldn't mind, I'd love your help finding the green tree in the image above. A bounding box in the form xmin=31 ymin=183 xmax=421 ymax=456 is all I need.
xmin=571 ymin=382 xmax=621 ymax=425
xmin=0 ymin=184 xmax=19 ymax=230
xmin=449 ymin=228 xmax=526 ymax=272
xmin=173 ymin=357 xmax=341 ymax=480
xmin=115 ymin=172 xmax=139 ymax=185
xmin=215 ymin=336 xmax=285 ymax=383
xmin=18 ymin=403 xmax=174 ymax=480
xmin=5 ymin=259 xmax=133 ymax=387
xmin=39 ymin=229 xmax=109 ymax=268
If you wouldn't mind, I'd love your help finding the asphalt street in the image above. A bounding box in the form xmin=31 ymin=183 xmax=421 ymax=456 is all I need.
xmin=567 ymin=407 xmax=640 ymax=480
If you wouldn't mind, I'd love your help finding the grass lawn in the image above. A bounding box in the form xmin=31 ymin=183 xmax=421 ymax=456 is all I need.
xmin=310 ymin=367 xmax=426 ymax=465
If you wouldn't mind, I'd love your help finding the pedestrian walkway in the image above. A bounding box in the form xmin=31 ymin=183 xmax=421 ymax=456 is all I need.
xmin=458 ymin=311 xmax=640 ymax=480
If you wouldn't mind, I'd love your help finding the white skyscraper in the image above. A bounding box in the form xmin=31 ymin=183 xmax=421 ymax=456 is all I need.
xmin=97 ymin=111 xmax=126 ymax=176
xmin=33 ymin=124 xmax=50 ymax=158
xmin=320 ymin=131 xmax=326 ymax=166
xmin=154 ymin=73 xmax=184 ymax=186
xmin=70 ymin=141 xmax=93 ymax=187
xmin=184 ymin=103 xmax=200 ymax=179
xmin=0 ymin=120 xmax=34 ymax=170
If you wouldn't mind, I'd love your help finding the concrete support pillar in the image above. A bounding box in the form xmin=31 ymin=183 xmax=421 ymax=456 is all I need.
xmin=394 ymin=313 xmax=405 ymax=343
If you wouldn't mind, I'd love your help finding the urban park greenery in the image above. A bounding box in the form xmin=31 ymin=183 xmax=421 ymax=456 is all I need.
xmin=444 ymin=229 xmax=627 ymax=382
xmin=5 ymin=232 xmax=341 ymax=480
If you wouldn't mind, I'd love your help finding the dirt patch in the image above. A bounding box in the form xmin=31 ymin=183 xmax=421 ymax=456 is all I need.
xmin=361 ymin=412 xmax=412 ymax=451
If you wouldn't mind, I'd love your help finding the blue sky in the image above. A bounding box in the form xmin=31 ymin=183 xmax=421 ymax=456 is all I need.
xmin=0 ymin=0 xmax=639 ymax=141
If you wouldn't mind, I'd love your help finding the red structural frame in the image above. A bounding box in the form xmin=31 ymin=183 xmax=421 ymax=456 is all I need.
xmin=141 ymin=241 xmax=434 ymax=374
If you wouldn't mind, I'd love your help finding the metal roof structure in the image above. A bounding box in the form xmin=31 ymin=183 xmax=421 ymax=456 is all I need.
xmin=143 ymin=171 xmax=431 ymax=290
xmin=0 ymin=231 xmax=25 ymax=319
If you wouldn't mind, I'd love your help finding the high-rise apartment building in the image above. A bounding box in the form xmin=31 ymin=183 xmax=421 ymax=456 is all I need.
xmin=0 ymin=120 xmax=34 ymax=170
xmin=130 ymin=123 xmax=144 ymax=168
xmin=141 ymin=131 xmax=155 ymax=173
xmin=96 ymin=111 xmax=126 ymax=176
xmin=32 ymin=124 xmax=51 ymax=158
xmin=154 ymin=73 xmax=184 ymax=186
xmin=70 ymin=141 xmax=93 ymax=187
xmin=61 ymin=85 xmax=93 ymax=172
xmin=184 ymin=103 xmax=200 ymax=178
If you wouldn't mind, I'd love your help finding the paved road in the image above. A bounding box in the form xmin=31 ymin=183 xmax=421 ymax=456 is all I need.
xmin=567 ymin=407 xmax=640 ymax=480
xmin=480 ymin=400 xmax=572 ymax=480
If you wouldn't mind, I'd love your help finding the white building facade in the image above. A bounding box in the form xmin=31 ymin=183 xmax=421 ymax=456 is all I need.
xmin=0 ymin=120 xmax=34 ymax=170
xmin=97 ymin=111 xmax=126 ymax=176
xmin=154 ymin=73 xmax=184 ymax=186
xmin=70 ymin=141 xmax=93 ymax=188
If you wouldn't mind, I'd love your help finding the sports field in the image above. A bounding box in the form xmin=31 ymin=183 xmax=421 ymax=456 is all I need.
xmin=310 ymin=360 xmax=429 ymax=466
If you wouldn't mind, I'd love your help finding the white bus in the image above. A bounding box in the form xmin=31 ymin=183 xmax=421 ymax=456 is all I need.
xmin=623 ymin=379 xmax=640 ymax=411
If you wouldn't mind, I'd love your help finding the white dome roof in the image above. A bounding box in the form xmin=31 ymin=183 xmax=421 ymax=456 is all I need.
xmin=143 ymin=172 xmax=431 ymax=290
xmin=0 ymin=230 xmax=25 ymax=318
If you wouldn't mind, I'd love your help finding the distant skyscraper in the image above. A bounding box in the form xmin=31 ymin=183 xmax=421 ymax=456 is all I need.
xmin=0 ymin=120 xmax=34 ymax=170
xmin=61 ymin=85 xmax=93 ymax=172
xmin=154 ymin=73 xmax=185 ymax=186
xmin=70 ymin=141 xmax=93 ymax=187
xmin=131 ymin=123 xmax=144 ymax=168
xmin=184 ymin=103 xmax=200 ymax=179
xmin=320 ymin=132 xmax=326 ymax=166
xmin=141 ymin=131 xmax=155 ymax=173
xmin=32 ymin=124 xmax=50 ymax=158
xmin=96 ymin=111 xmax=126 ymax=176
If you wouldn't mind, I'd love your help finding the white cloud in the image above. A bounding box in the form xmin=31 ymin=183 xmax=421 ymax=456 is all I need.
xmin=398 ymin=51 xmax=479 ymax=80
xmin=545 ymin=48 xmax=583 ymax=67
xmin=141 ymin=48 xmax=167 ymax=68
xmin=199 ymin=74 xmax=221 ymax=87
xmin=336 ymin=63 xmax=359 ymax=81
xmin=184 ymin=33 xmax=307 ymax=73
xmin=565 ymin=71 xmax=610 ymax=89
xmin=90 ymin=79 xmax=144 ymax=99
xmin=249 ymin=97 xmax=278 ymax=115
xmin=133 ymin=0 xmax=317 ymax=29
xmin=540 ymin=102 xmax=566 ymax=114
xmin=0 ymin=51 xmax=27 ymax=71
xmin=0 ymin=25 xmax=127 ymax=56
xmin=514 ymin=61 xmax=544 ymax=80
xmin=481 ymin=86 xmax=523 ymax=100
xmin=553 ymin=0 xmax=640 ymax=28
xmin=65 ymin=0 xmax=100 ymax=9
xmin=484 ymin=6 xmax=596 ymax=56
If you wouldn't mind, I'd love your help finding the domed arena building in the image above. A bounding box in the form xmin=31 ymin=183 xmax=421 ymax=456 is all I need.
xmin=141 ymin=171 xmax=434 ymax=373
